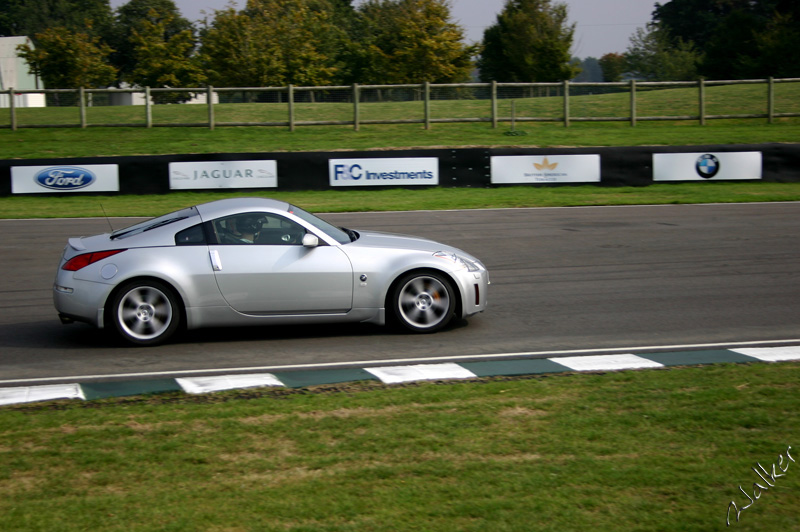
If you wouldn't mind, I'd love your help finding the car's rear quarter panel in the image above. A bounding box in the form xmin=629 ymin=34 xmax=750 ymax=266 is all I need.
xmin=56 ymin=246 xmax=224 ymax=328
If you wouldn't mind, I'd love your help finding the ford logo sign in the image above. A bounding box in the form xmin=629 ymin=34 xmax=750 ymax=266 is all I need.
xmin=35 ymin=166 xmax=96 ymax=191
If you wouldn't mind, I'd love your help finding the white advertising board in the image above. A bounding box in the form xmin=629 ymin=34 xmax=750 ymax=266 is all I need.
xmin=653 ymin=152 xmax=762 ymax=181
xmin=329 ymin=157 xmax=439 ymax=187
xmin=169 ymin=160 xmax=278 ymax=190
xmin=490 ymin=155 xmax=601 ymax=184
xmin=11 ymin=164 xmax=119 ymax=194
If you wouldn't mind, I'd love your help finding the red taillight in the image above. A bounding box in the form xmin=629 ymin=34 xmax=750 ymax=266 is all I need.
xmin=62 ymin=250 xmax=126 ymax=271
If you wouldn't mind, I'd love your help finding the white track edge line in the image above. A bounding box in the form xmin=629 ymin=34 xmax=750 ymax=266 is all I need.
xmin=2 ymin=339 xmax=799 ymax=386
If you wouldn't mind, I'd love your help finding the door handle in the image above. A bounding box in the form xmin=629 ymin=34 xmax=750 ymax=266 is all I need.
xmin=209 ymin=249 xmax=222 ymax=271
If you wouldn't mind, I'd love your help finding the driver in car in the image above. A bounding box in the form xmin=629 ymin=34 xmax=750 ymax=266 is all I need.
xmin=224 ymin=214 xmax=263 ymax=244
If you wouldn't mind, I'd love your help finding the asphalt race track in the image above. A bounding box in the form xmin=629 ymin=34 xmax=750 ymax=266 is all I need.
xmin=2 ymin=202 xmax=799 ymax=385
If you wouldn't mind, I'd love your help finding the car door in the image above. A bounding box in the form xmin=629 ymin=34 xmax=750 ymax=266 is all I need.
xmin=209 ymin=212 xmax=353 ymax=314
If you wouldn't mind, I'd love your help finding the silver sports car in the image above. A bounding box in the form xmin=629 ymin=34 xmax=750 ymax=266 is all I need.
xmin=53 ymin=198 xmax=489 ymax=345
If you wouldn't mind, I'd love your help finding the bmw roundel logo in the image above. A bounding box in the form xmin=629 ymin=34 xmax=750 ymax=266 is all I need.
xmin=35 ymin=166 xmax=96 ymax=190
xmin=695 ymin=154 xmax=720 ymax=179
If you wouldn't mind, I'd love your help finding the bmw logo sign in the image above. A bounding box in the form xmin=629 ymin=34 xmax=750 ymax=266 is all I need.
xmin=695 ymin=154 xmax=720 ymax=179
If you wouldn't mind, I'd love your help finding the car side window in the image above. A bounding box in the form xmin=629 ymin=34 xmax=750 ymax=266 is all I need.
xmin=175 ymin=224 xmax=207 ymax=246
xmin=213 ymin=213 xmax=306 ymax=245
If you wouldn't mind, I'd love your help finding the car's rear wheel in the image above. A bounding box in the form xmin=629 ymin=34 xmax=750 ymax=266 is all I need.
xmin=392 ymin=271 xmax=455 ymax=333
xmin=110 ymin=280 xmax=181 ymax=346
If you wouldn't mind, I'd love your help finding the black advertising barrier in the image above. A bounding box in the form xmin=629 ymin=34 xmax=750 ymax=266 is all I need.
xmin=1 ymin=143 xmax=798 ymax=196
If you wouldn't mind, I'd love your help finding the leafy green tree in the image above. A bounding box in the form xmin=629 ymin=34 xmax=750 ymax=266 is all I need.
xmin=598 ymin=52 xmax=627 ymax=82
xmin=352 ymin=0 xmax=475 ymax=84
xmin=16 ymin=26 xmax=117 ymax=94
xmin=477 ymin=0 xmax=577 ymax=83
xmin=199 ymin=0 xmax=341 ymax=88
xmin=652 ymin=0 xmax=750 ymax=49
xmin=752 ymin=11 xmax=800 ymax=78
xmin=648 ymin=0 xmax=800 ymax=79
xmin=128 ymin=11 xmax=206 ymax=102
xmin=698 ymin=9 xmax=763 ymax=79
xmin=110 ymin=0 xmax=195 ymax=82
xmin=625 ymin=25 xmax=699 ymax=81
xmin=0 ymin=0 xmax=114 ymax=38
xmin=197 ymin=7 xmax=270 ymax=87
xmin=0 ymin=0 xmax=23 ymax=37
xmin=700 ymin=4 xmax=800 ymax=78
xmin=245 ymin=0 xmax=343 ymax=86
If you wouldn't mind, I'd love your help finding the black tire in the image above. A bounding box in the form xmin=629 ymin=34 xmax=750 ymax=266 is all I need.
xmin=109 ymin=280 xmax=181 ymax=346
xmin=391 ymin=271 xmax=456 ymax=333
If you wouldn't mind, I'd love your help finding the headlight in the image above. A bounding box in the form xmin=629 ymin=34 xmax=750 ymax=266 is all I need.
xmin=433 ymin=251 xmax=482 ymax=272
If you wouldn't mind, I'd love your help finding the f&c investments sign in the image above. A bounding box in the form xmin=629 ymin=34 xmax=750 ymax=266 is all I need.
xmin=329 ymin=157 xmax=439 ymax=187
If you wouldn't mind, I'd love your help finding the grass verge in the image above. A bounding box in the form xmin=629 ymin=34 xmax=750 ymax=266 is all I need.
xmin=1 ymin=362 xmax=798 ymax=531
xmin=2 ymin=182 xmax=800 ymax=219
xmin=1 ymin=119 xmax=799 ymax=159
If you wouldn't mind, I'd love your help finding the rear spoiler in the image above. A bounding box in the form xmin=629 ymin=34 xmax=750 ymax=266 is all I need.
xmin=68 ymin=237 xmax=87 ymax=251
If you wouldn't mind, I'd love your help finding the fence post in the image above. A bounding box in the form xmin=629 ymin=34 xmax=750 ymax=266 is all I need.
xmin=145 ymin=87 xmax=152 ymax=128
xmin=510 ymin=100 xmax=516 ymax=132
xmin=698 ymin=78 xmax=706 ymax=126
xmin=8 ymin=88 xmax=16 ymax=131
xmin=207 ymin=85 xmax=215 ymax=130
xmin=288 ymin=84 xmax=295 ymax=132
xmin=630 ymin=79 xmax=637 ymax=127
xmin=491 ymin=81 xmax=498 ymax=129
xmin=563 ymin=80 xmax=570 ymax=127
xmin=767 ymin=77 xmax=774 ymax=124
xmin=424 ymin=81 xmax=431 ymax=130
xmin=353 ymin=83 xmax=360 ymax=131
xmin=79 ymin=87 xmax=87 ymax=128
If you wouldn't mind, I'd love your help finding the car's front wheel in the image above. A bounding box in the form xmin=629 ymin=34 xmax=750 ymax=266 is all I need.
xmin=391 ymin=271 xmax=455 ymax=333
xmin=109 ymin=280 xmax=181 ymax=346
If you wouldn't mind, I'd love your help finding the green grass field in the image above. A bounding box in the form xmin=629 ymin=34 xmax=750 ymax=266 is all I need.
xmin=3 ymin=118 xmax=800 ymax=160
xmin=1 ymin=82 xmax=799 ymax=531
xmin=1 ymin=362 xmax=798 ymax=531
xmin=3 ymin=182 xmax=800 ymax=219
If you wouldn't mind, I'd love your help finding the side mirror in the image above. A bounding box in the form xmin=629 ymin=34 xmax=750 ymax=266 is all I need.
xmin=302 ymin=233 xmax=319 ymax=248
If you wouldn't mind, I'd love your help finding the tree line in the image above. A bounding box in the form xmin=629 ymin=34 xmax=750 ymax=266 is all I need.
xmin=615 ymin=0 xmax=800 ymax=82
xmin=1 ymin=0 xmax=797 ymax=100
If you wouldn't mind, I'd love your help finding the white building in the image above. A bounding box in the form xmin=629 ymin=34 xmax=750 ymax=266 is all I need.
xmin=0 ymin=36 xmax=46 ymax=108
xmin=109 ymin=83 xmax=219 ymax=106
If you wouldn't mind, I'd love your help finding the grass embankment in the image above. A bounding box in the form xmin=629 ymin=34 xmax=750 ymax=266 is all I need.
xmin=1 ymin=362 xmax=799 ymax=531
xmin=2 ymin=120 xmax=800 ymax=160
xmin=2 ymin=182 xmax=800 ymax=219
xmin=1 ymin=79 xmax=799 ymax=159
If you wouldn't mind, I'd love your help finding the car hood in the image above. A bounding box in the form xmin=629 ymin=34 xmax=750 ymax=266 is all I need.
xmin=348 ymin=230 xmax=462 ymax=254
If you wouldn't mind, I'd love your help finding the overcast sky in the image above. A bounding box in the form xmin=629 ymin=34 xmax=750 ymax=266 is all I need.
xmin=109 ymin=0 xmax=658 ymax=58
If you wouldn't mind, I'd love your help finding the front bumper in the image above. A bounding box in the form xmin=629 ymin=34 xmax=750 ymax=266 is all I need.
xmin=454 ymin=268 xmax=490 ymax=318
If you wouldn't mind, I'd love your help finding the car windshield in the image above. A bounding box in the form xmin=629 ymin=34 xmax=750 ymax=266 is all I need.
xmin=111 ymin=206 xmax=198 ymax=240
xmin=288 ymin=204 xmax=354 ymax=244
